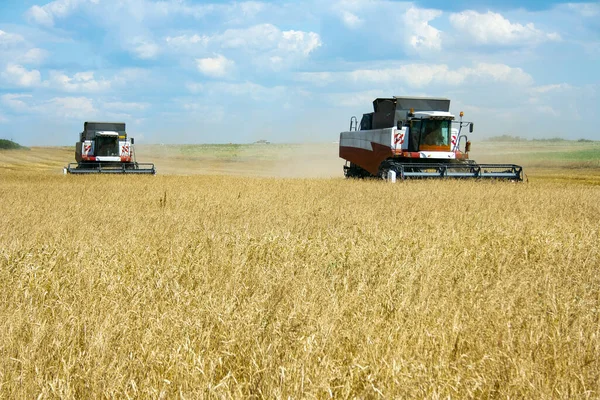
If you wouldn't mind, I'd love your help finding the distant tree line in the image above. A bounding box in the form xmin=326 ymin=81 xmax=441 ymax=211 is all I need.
xmin=0 ymin=139 xmax=28 ymax=150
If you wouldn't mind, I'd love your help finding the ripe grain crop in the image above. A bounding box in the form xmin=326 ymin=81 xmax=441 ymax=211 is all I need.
xmin=1 ymin=169 xmax=599 ymax=398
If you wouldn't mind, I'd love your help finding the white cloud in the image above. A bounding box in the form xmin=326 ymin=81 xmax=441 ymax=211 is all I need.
xmin=449 ymin=11 xmax=560 ymax=46
xmin=2 ymin=65 xmax=147 ymax=93
xmin=297 ymin=62 xmax=533 ymax=88
xmin=531 ymin=83 xmax=572 ymax=94
xmin=48 ymin=71 xmax=111 ymax=92
xmin=196 ymin=54 xmax=235 ymax=78
xmin=217 ymin=24 xmax=321 ymax=55
xmin=166 ymin=34 xmax=209 ymax=48
xmin=1 ymin=92 xmax=96 ymax=119
xmin=1 ymin=64 xmax=42 ymax=87
xmin=269 ymin=56 xmax=283 ymax=66
xmin=112 ymin=68 xmax=151 ymax=85
xmin=43 ymin=97 xmax=97 ymax=119
xmin=279 ymin=30 xmax=321 ymax=56
xmin=18 ymin=48 xmax=50 ymax=65
xmin=332 ymin=0 xmax=386 ymax=29
xmin=567 ymin=3 xmax=600 ymax=17
xmin=0 ymin=30 xmax=25 ymax=46
xmin=0 ymin=114 xmax=7 ymax=123
xmin=25 ymin=0 xmax=263 ymax=28
xmin=1 ymin=94 xmax=33 ymax=111
xmin=402 ymin=7 xmax=443 ymax=53
xmin=27 ymin=5 xmax=54 ymax=27
xmin=340 ymin=10 xmax=363 ymax=28
xmin=228 ymin=1 xmax=266 ymax=22
xmin=129 ymin=37 xmax=160 ymax=59
xmin=331 ymin=90 xmax=388 ymax=107
xmin=467 ymin=63 xmax=533 ymax=86
xmin=168 ymin=24 xmax=321 ymax=57
xmin=26 ymin=0 xmax=98 ymax=27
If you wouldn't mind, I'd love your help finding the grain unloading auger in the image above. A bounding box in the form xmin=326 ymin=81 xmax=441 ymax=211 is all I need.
xmin=64 ymin=122 xmax=156 ymax=175
xmin=339 ymin=97 xmax=523 ymax=181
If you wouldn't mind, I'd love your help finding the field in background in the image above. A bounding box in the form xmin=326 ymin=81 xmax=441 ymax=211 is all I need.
xmin=1 ymin=142 xmax=599 ymax=397
xmin=1 ymin=140 xmax=599 ymax=180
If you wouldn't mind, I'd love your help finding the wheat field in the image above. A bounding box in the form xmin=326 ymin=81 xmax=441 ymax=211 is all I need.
xmin=1 ymin=146 xmax=599 ymax=398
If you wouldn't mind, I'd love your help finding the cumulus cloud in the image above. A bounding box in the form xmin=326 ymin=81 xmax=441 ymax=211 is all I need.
xmin=340 ymin=10 xmax=363 ymax=28
xmin=26 ymin=0 xmax=99 ymax=27
xmin=330 ymin=90 xmax=388 ymax=107
xmin=43 ymin=97 xmax=97 ymax=119
xmin=297 ymin=62 xmax=533 ymax=88
xmin=449 ymin=11 xmax=560 ymax=46
xmin=196 ymin=54 xmax=235 ymax=78
xmin=48 ymin=71 xmax=111 ymax=92
xmin=166 ymin=34 xmax=209 ymax=48
xmin=167 ymin=24 xmax=321 ymax=58
xmin=332 ymin=0 xmax=385 ymax=29
xmin=1 ymin=94 xmax=33 ymax=111
xmin=1 ymin=92 xmax=151 ymax=121
xmin=1 ymin=65 xmax=148 ymax=93
xmin=0 ymin=30 xmax=25 ymax=46
xmin=279 ymin=30 xmax=321 ymax=56
xmin=402 ymin=7 xmax=443 ymax=53
xmin=531 ymin=83 xmax=573 ymax=94
xmin=1 ymin=64 xmax=43 ymax=87
xmin=26 ymin=0 xmax=264 ymax=28
xmin=18 ymin=48 xmax=50 ymax=65
xmin=467 ymin=63 xmax=533 ymax=86
xmin=111 ymin=68 xmax=152 ymax=85
xmin=129 ymin=37 xmax=160 ymax=59
xmin=1 ymin=92 xmax=96 ymax=118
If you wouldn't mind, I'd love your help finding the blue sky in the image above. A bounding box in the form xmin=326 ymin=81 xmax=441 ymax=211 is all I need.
xmin=0 ymin=0 xmax=598 ymax=145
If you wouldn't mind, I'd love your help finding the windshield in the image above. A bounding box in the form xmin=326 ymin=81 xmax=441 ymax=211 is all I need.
xmin=410 ymin=119 xmax=452 ymax=150
xmin=96 ymin=136 xmax=119 ymax=156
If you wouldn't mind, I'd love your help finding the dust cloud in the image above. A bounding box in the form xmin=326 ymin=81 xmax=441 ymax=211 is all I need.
xmin=134 ymin=143 xmax=345 ymax=178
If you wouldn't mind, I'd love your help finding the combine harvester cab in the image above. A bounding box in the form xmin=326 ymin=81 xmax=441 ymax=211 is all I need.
xmin=339 ymin=97 xmax=523 ymax=181
xmin=65 ymin=122 xmax=156 ymax=175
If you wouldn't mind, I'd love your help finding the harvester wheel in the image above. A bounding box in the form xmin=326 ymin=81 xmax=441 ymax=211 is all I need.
xmin=378 ymin=160 xmax=401 ymax=180
xmin=344 ymin=163 xmax=370 ymax=178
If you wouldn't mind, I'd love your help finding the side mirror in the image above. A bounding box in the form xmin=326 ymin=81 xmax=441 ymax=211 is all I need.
xmin=131 ymin=138 xmax=135 ymax=144
xmin=469 ymin=123 xmax=474 ymax=133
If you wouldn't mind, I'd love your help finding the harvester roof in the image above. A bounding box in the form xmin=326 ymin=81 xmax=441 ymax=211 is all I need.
xmin=81 ymin=121 xmax=126 ymax=141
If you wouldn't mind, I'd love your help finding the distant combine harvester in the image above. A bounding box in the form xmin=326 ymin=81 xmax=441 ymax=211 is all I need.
xmin=64 ymin=122 xmax=156 ymax=175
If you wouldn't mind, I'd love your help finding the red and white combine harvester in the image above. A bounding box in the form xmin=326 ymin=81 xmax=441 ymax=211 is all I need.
xmin=339 ymin=97 xmax=523 ymax=180
xmin=65 ymin=122 xmax=156 ymax=174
